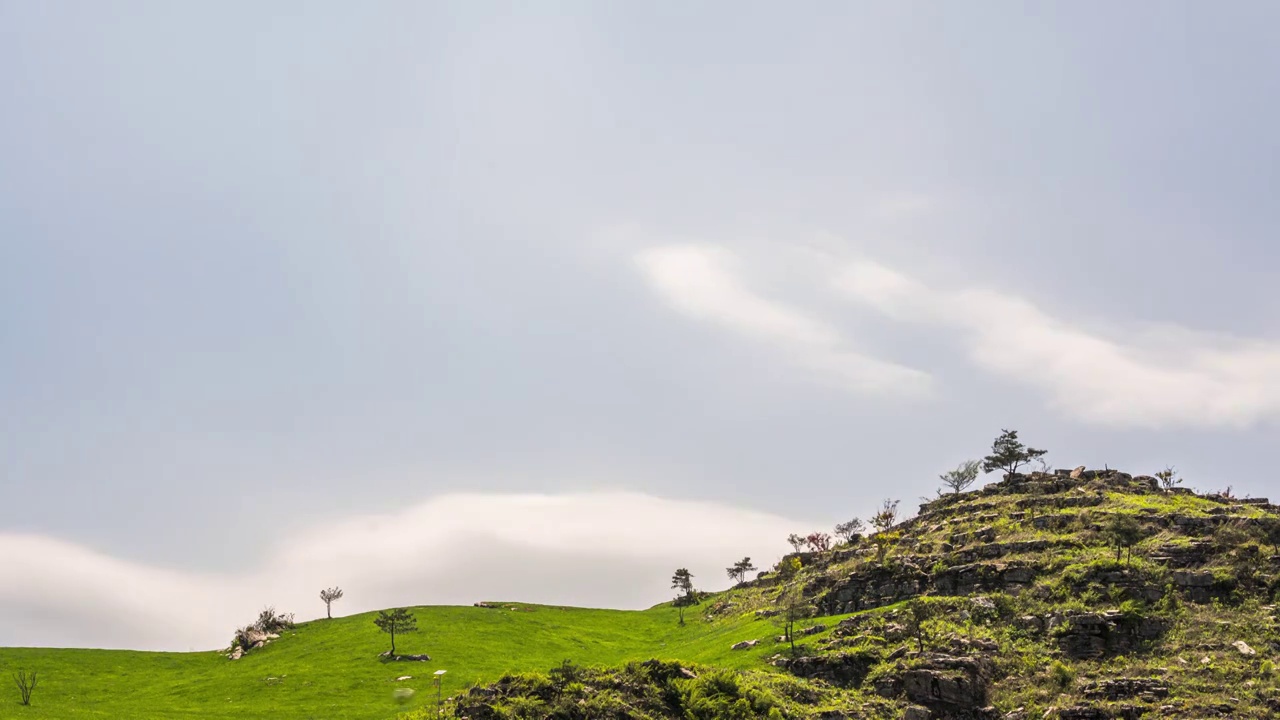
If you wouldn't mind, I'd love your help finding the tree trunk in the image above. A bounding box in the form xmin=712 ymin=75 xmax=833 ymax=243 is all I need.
xmin=390 ymin=628 xmax=396 ymax=655
xmin=326 ymin=603 xmax=332 ymax=620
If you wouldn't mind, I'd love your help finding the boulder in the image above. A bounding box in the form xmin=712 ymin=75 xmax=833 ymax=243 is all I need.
xmin=902 ymin=706 xmax=931 ymax=720
xmin=1070 ymin=466 xmax=1087 ymax=479
xmin=731 ymin=639 xmax=759 ymax=650
xmin=1233 ymin=640 xmax=1257 ymax=656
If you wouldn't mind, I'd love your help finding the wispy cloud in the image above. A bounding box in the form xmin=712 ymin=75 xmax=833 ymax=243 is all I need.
xmin=835 ymin=259 xmax=1280 ymax=428
xmin=0 ymin=492 xmax=805 ymax=651
xmin=634 ymin=244 xmax=932 ymax=396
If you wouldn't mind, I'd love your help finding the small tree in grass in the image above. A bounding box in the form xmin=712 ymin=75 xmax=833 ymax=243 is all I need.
xmin=319 ymin=586 xmax=344 ymax=619
xmin=674 ymin=595 xmax=689 ymax=626
xmin=772 ymin=586 xmax=809 ymax=657
xmin=1103 ymin=514 xmax=1144 ymax=565
xmin=905 ymin=599 xmax=934 ymax=652
xmin=981 ymin=429 xmax=1047 ymax=476
xmin=940 ymin=460 xmax=982 ymax=495
xmin=13 ymin=670 xmax=37 ymax=706
xmin=374 ymin=608 xmax=418 ymax=655
xmin=834 ymin=517 xmax=864 ymax=544
xmin=726 ymin=557 xmax=757 ymax=586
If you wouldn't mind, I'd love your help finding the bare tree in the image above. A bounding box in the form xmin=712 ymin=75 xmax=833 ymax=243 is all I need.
xmin=834 ymin=517 xmax=865 ymax=544
xmin=320 ymin=586 xmax=344 ymax=619
xmin=804 ymin=532 xmax=833 ymax=552
xmin=13 ymin=670 xmax=37 ymax=706
xmin=772 ymin=587 xmax=809 ymax=657
xmin=940 ymin=460 xmax=981 ymax=495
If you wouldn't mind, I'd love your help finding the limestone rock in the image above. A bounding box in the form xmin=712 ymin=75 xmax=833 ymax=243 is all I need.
xmin=731 ymin=639 xmax=758 ymax=650
xmin=1232 ymin=640 xmax=1256 ymax=656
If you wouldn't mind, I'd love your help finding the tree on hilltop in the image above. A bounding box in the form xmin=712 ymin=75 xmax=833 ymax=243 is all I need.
xmin=804 ymin=532 xmax=833 ymax=552
xmin=870 ymin=499 xmax=900 ymax=533
xmin=319 ymin=586 xmax=344 ymax=619
xmin=671 ymin=568 xmax=696 ymax=604
xmin=835 ymin=517 xmax=865 ymax=544
xmin=1155 ymin=466 xmax=1182 ymax=492
xmin=786 ymin=533 xmax=806 ymax=552
xmin=981 ymin=429 xmax=1047 ymax=475
xmin=940 ymin=460 xmax=982 ymax=494
xmin=374 ymin=608 xmax=418 ymax=655
xmin=726 ymin=557 xmax=757 ymax=586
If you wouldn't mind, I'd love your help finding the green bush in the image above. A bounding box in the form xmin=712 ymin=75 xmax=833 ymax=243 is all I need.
xmin=1048 ymin=660 xmax=1075 ymax=691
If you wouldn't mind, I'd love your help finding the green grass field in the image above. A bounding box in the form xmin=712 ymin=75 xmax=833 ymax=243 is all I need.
xmin=0 ymin=599 xmax=845 ymax=719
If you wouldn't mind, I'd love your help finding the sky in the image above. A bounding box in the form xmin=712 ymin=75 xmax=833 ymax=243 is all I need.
xmin=2 ymin=1 xmax=1279 ymax=651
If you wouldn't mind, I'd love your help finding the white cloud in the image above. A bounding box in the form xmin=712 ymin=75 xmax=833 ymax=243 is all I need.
xmin=634 ymin=244 xmax=932 ymax=396
xmin=835 ymin=259 xmax=1280 ymax=428
xmin=0 ymin=492 xmax=807 ymax=651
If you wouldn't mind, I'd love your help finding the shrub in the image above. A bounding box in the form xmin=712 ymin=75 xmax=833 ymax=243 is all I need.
xmin=1048 ymin=660 xmax=1075 ymax=691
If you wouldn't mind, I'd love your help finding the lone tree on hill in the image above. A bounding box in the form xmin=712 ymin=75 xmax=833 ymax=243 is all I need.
xmin=1103 ymin=514 xmax=1144 ymax=565
xmin=319 ymin=586 xmax=344 ymax=619
xmin=786 ymin=533 xmax=806 ymax=552
xmin=981 ymin=429 xmax=1047 ymax=475
xmin=940 ymin=460 xmax=982 ymax=495
xmin=1155 ymin=466 xmax=1182 ymax=492
xmin=835 ymin=517 xmax=865 ymax=544
xmin=671 ymin=568 xmax=696 ymax=603
xmin=726 ymin=557 xmax=757 ymax=585
xmin=870 ymin=499 xmax=900 ymax=533
xmin=374 ymin=608 xmax=418 ymax=655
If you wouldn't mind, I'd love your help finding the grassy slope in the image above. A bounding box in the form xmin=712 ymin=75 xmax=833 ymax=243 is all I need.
xmin=0 ymin=601 xmax=843 ymax=719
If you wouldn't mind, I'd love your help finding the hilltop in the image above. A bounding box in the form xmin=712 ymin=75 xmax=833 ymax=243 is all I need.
xmin=435 ymin=466 xmax=1280 ymax=720
xmin=3 ymin=464 xmax=1279 ymax=719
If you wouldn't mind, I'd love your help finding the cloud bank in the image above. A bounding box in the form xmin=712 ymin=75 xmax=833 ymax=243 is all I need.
xmin=0 ymin=492 xmax=806 ymax=652
xmin=835 ymin=259 xmax=1280 ymax=429
xmin=634 ymin=244 xmax=933 ymax=396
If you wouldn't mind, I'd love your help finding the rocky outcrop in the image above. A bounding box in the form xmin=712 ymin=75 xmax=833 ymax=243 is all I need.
xmin=380 ymin=652 xmax=432 ymax=662
xmin=872 ymin=654 xmax=995 ymax=718
xmin=782 ymin=651 xmax=879 ymax=687
xmin=1082 ymin=678 xmax=1169 ymax=701
xmin=1052 ymin=612 xmax=1168 ymax=659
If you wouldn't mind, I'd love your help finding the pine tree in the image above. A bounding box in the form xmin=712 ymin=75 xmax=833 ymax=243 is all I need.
xmin=981 ymin=429 xmax=1047 ymax=475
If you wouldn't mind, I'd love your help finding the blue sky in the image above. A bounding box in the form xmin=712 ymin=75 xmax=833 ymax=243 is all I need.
xmin=2 ymin=1 xmax=1279 ymax=649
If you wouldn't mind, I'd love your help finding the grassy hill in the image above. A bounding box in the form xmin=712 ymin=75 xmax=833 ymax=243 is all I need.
xmin=0 ymin=600 xmax=861 ymax=719
xmin=4 ymin=465 xmax=1280 ymax=719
